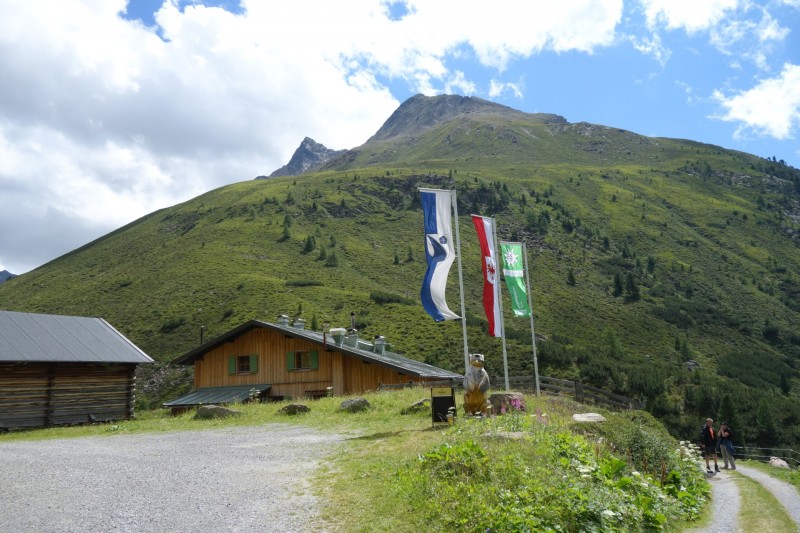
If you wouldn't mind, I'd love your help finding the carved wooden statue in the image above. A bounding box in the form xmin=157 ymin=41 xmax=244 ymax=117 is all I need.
xmin=463 ymin=353 xmax=491 ymax=416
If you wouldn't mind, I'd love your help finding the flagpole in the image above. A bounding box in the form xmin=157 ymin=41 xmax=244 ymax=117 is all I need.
xmin=522 ymin=241 xmax=540 ymax=396
xmin=450 ymin=190 xmax=470 ymax=371
xmin=491 ymin=217 xmax=510 ymax=391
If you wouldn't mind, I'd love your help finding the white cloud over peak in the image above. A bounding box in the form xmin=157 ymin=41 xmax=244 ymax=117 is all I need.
xmin=713 ymin=63 xmax=800 ymax=139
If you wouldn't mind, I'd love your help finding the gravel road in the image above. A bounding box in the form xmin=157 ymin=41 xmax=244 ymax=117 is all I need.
xmin=0 ymin=424 xmax=345 ymax=533
xmin=686 ymin=470 xmax=742 ymax=533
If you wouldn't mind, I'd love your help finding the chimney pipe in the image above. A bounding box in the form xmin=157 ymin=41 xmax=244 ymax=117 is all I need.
xmin=373 ymin=335 xmax=386 ymax=355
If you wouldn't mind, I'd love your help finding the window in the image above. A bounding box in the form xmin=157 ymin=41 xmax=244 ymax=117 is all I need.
xmin=228 ymin=355 xmax=258 ymax=375
xmin=286 ymin=350 xmax=318 ymax=371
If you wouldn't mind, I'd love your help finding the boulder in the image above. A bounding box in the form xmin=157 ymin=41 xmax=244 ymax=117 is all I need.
xmin=572 ymin=413 xmax=607 ymax=423
xmin=340 ymin=397 xmax=371 ymax=413
xmin=277 ymin=403 xmax=310 ymax=415
xmin=194 ymin=405 xmax=242 ymax=420
xmin=489 ymin=392 xmax=527 ymax=415
xmin=769 ymin=457 xmax=790 ymax=469
xmin=401 ymin=398 xmax=430 ymax=415
xmin=482 ymin=431 xmax=527 ymax=441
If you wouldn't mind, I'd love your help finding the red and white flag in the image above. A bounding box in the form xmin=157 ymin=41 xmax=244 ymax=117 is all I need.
xmin=471 ymin=215 xmax=502 ymax=337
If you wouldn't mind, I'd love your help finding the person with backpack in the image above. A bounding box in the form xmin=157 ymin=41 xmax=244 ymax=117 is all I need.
xmin=718 ymin=422 xmax=736 ymax=470
xmin=700 ymin=417 xmax=720 ymax=473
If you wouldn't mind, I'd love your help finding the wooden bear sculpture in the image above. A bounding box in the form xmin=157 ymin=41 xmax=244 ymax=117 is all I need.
xmin=463 ymin=353 xmax=491 ymax=416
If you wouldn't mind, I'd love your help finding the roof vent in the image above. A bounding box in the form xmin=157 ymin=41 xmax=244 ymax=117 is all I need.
xmin=373 ymin=335 xmax=386 ymax=355
xmin=292 ymin=318 xmax=306 ymax=330
xmin=329 ymin=327 xmax=346 ymax=346
xmin=277 ymin=314 xmax=290 ymax=327
xmin=343 ymin=328 xmax=359 ymax=348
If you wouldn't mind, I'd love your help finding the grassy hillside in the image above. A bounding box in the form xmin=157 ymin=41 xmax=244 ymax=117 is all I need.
xmin=1 ymin=96 xmax=798 ymax=446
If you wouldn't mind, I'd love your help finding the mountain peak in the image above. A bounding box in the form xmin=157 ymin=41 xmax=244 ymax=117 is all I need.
xmin=368 ymin=94 xmax=567 ymax=142
xmin=264 ymin=137 xmax=346 ymax=178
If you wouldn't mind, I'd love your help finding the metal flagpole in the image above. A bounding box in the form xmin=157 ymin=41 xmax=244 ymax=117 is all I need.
xmin=522 ymin=241 xmax=540 ymax=396
xmin=491 ymin=217 xmax=510 ymax=391
xmin=450 ymin=190 xmax=470 ymax=371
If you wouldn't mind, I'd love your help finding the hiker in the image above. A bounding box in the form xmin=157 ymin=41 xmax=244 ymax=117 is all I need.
xmin=718 ymin=422 xmax=736 ymax=470
xmin=700 ymin=417 xmax=720 ymax=473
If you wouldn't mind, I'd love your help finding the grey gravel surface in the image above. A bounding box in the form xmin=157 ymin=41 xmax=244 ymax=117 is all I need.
xmin=735 ymin=464 xmax=800 ymax=529
xmin=0 ymin=424 xmax=344 ymax=533
xmin=686 ymin=470 xmax=742 ymax=533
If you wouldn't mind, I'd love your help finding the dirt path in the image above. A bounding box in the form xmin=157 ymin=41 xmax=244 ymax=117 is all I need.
xmin=687 ymin=463 xmax=800 ymax=533
xmin=0 ymin=424 xmax=344 ymax=533
xmin=686 ymin=470 xmax=742 ymax=533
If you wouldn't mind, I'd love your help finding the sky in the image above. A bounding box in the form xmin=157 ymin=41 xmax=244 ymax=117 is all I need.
xmin=1 ymin=0 xmax=799 ymax=275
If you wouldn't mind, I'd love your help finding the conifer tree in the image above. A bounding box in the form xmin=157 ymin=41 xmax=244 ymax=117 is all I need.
xmin=613 ymin=272 xmax=624 ymax=297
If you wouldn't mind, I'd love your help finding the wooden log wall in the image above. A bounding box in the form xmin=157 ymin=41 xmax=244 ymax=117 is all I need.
xmin=0 ymin=362 xmax=138 ymax=429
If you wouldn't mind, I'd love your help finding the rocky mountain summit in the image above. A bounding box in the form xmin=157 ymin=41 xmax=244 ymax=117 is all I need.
xmin=0 ymin=270 xmax=15 ymax=283
xmin=367 ymin=93 xmax=567 ymax=142
xmin=263 ymin=137 xmax=345 ymax=178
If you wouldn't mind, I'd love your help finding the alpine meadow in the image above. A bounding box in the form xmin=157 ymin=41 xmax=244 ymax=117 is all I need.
xmin=1 ymin=94 xmax=798 ymax=447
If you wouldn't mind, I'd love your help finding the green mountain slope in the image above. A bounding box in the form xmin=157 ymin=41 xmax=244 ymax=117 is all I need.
xmin=1 ymin=95 xmax=798 ymax=446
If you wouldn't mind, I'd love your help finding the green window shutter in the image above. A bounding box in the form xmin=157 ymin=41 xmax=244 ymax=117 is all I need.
xmin=228 ymin=355 xmax=236 ymax=375
xmin=249 ymin=355 xmax=258 ymax=374
xmin=286 ymin=351 xmax=295 ymax=371
xmin=310 ymin=351 xmax=319 ymax=370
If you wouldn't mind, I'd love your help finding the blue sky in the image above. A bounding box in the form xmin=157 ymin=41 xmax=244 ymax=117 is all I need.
xmin=1 ymin=0 xmax=799 ymax=274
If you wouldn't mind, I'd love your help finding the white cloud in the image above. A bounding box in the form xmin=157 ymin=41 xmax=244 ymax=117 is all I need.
xmin=640 ymin=0 xmax=740 ymax=34
xmin=629 ymin=33 xmax=671 ymax=65
xmin=712 ymin=63 xmax=800 ymax=139
xmin=488 ymin=79 xmax=524 ymax=99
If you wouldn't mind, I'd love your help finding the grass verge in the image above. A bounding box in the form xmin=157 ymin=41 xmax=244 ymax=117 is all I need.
xmin=735 ymin=471 xmax=796 ymax=533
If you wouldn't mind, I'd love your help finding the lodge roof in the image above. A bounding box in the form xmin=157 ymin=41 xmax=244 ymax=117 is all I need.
xmin=0 ymin=310 xmax=154 ymax=364
xmin=174 ymin=319 xmax=462 ymax=380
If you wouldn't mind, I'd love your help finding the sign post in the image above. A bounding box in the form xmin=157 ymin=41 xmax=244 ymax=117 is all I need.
xmin=431 ymin=386 xmax=456 ymax=426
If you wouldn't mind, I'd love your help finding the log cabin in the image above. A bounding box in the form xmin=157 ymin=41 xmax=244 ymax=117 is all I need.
xmin=0 ymin=310 xmax=154 ymax=430
xmin=164 ymin=315 xmax=462 ymax=413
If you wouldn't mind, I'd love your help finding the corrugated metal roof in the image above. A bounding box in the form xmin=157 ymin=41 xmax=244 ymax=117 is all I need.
xmin=0 ymin=310 xmax=154 ymax=364
xmin=164 ymin=384 xmax=271 ymax=407
xmin=174 ymin=320 xmax=462 ymax=380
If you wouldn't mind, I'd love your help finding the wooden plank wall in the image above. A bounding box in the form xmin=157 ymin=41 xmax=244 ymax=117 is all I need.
xmin=342 ymin=356 xmax=413 ymax=395
xmin=0 ymin=362 xmax=137 ymax=429
xmin=193 ymin=328 xmax=420 ymax=399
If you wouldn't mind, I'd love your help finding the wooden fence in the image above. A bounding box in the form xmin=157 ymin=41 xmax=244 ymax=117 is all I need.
xmin=378 ymin=375 xmax=643 ymax=411
xmin=732 ymin=446 xmax=800 ymax=468
xmin=508 ymin=375 xmax=644 ymax=410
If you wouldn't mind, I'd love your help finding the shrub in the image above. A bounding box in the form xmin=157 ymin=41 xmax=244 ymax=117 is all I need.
xmin=369 ymin=291 xmax=415 ymax=305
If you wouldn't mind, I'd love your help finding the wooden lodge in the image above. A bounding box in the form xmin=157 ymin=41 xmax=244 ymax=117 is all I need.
xmin=0 ymin=310 xmax=154 ymax=430
xmin=165 ymin=315 xmax=461 ymax=413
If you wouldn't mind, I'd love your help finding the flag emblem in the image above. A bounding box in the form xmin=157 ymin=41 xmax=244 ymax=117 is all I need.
xmin=485 ymin=256 xmax=496 ymax=284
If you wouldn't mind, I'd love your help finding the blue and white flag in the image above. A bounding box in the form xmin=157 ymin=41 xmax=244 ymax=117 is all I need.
xmin=420 ymin=188 xmax=460 ymax=321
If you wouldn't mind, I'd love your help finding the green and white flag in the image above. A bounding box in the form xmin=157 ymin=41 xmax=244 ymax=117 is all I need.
xmin=500 ymin=242 xmax=531 ymax=317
